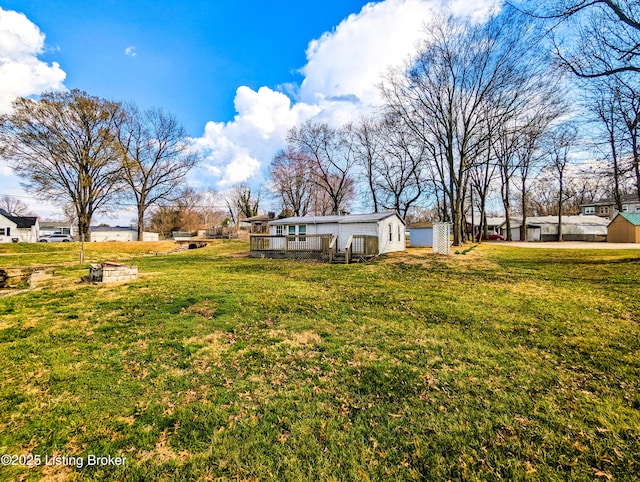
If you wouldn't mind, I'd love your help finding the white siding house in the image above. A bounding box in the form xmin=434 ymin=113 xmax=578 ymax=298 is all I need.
xmin=268 ymin=212 xmax=406 ymax=254
xmin=0 ymin=209 xmax=39 ymax=243
xmin=90 ymin=226 xmax=159 ymax=242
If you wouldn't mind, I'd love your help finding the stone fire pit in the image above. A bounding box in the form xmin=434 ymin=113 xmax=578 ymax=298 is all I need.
xmin=89 ymin=262 xmax=138 ymax=283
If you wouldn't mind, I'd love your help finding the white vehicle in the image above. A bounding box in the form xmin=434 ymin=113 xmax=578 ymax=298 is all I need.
xmin=39 ymin=234 xmax=74 ymax=242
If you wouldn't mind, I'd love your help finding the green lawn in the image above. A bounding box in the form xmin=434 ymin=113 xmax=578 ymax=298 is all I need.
xmin=0 ymin=241 xmax=639 ymax=481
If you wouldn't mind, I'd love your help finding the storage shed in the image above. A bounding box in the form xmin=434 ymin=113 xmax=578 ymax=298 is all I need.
xmin=408 ymin=223 xmax=433 ymax=247
xmin=607 ymin=213 xmax=640 ymax=243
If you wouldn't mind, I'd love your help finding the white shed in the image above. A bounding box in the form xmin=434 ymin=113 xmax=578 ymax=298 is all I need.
xmin=268 ymin=212 xmax=406 ymax=255
xmin=90 ymin=226 xmax=159 ymax=242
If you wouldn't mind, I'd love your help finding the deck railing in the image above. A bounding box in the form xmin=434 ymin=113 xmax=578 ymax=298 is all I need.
xmin=351 ymin=235 xmax=379 ymax=256
xmin=250 ymin=234 xmax=333 ymax=253
xmin=249 ymin=233 xmax=378 ymax=262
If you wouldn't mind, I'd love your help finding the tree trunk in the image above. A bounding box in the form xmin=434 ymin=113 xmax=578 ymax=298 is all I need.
xmin=520 ymin=176 xmax=527 ymax=242
xmin=558 ymin=172 xmax=564 ymax=242
xmin=137 ymin=205 xmax=145 ymax=242
xmin=77 ymin=214 xmax=91 ymax=243
xmin=503 ymin=175 xmax=512 ymax=241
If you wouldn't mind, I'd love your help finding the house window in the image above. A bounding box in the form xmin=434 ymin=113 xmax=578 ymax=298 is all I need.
xmin=389 ymin=223 xmax=392 ymax=242
xmin=0 ymin=228 xmax=5 ymax=236
xmin=635 ymin=205 xmax=640 ymax=212
xmin=288 ymin=225 xmax=296 ymax=235
xmin=275 ymin=225 xmax=283 ymax=236
xmin=62 ymin=228 xmax=71 ymax=235
xmin=398 ymin=225 xmax=401 ymax=242
xmin=623 ymin=205 xmax=629 ymax=212
xmin=584 ymin=206 xmax=595 ymax=215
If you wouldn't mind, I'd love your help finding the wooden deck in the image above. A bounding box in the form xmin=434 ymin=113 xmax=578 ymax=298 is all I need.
xmin=249 ymin=234 xmax=379 ymax=263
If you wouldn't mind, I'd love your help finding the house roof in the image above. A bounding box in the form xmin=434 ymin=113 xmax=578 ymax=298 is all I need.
xmin=614 ymin=213 xmax=640 ymax=226
xmin=0 ymin=208 xmax=38 ymax=228
xmin=269 ymin=212 xmax=404 ymax=226
xmin=90 ymin=226 xmax=136 ymax=232
xmin=40 ymin=221 xmax=73 ymax=229
xmin=476 ymin=215 xmax=610 ymax=228
xmin=245 ymin=214 xmax=271 ymax=223
xmin=525 ymin=215 xmax=610 ymax=227
xmin=580 ymin=196 xmax=640 ymax=207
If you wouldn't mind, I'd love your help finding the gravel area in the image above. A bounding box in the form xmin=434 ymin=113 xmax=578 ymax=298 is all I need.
xmin=492 ymin=241 xmax=640 ymax=249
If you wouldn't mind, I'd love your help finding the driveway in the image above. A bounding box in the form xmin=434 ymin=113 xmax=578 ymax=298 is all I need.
xmin=492 ymin=241 xmax=640 ymax=249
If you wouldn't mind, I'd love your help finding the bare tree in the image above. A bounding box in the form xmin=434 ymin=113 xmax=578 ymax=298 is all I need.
xmin=349 ymin=115 xmax=384 ymax=213
xmin=374 ymin=114 xmax=430 ymax=218
xmin=0 ymin=90 xmax=125 ymax=241
xmin=381 ymin=9 xmax=551 ymax=245
xmin=520 ymin=1 xmax=640 ymax=78
xmin=148 ymin=186 xmax=202 ymax=237
xmin=268 ymin=147 xmax=313 ymax=217
xmin=0 ymin=195 xmax=32 ymax=216
xmin=222 ymin=183 xmax=261 ymax=228
xmin=117 ymin=104 xmax=199 ymax=241
xmin=548 ymin=124 xmax=578 ymax=241
xmin=287 ymin=121 xmax=355 ymax=215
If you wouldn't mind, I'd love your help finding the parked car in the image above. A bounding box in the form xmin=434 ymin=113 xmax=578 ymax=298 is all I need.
xmin=39 ymin=234 xmax=74 ymax=242
xmin=475 ymin=232 xmax=505 ymax=241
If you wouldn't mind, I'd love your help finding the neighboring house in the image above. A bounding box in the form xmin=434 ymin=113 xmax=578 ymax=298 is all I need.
xmin=90 ymin=226 xmax=159 ymax=242
xmin=483 ymin=216 xmax=609 ymax=241
xmin=0 ymin=209 xmax=39 ymax=243
xmin=245 ymin=213 xmax=275 ymax=234
xmin=39 ymin=222 xmax=75 ymax=238
xmin=607 ymin=213 xmax=640 ymax=243
xmin=268 ymin=212 xmax=406 ymax=254
xmin=408 ymin=223 xmax=433 ymax=248
xmin=580 ymin=197 xmax=640 ymax=219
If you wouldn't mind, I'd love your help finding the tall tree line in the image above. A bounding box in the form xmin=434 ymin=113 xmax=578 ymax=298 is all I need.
xmin=0 ymin=90 xmax=198 ymax=241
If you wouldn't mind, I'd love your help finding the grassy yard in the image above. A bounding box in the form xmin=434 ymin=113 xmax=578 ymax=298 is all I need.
xmin=0 ymin=241 xmax=639 ymax=481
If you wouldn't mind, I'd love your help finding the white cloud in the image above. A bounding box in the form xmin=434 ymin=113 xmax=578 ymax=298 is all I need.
xmin=0 ymin=7 xmax=66 ymax=113
xmin=193 ymin=0 xmax=499 ymax=188
xmin=124 ymin=46 xmax=137 ymax=57
xmin=191 ymin=86 xmax=320 ymax=187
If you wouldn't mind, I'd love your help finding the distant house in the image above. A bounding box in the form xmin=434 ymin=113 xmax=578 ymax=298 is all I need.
xmin=408 ymin=223 xmax=433 ymax=247
xmin=484 ymin=216 xmax=609 ymax=241
xmin=580 ymin=197 xmax=640 ymax=219
xmin=90 ymin=226 xmax=159 ymax=242
xmin=607 ymin=213 xmax=640 ymax=243
xmin=39 ymin=222 xmax=75 ymax=238
xmin=244 ymin=213 xmax=275 ymax=234
xmin=0 ymin=209 xmax=39 ymax=243
xmin=250 ymin=212 xmax=406 ymax=262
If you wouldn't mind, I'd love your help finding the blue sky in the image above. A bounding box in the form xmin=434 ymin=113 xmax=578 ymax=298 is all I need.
xmin=0 ymin=0 xmax=497 ymax=222
xmin=1 ymin=0 xmax=381 ymax=135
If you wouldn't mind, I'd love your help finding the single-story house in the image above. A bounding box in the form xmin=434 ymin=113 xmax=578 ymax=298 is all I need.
xmin=481 ymin=216 xmax=609 ymax=241
xmin=245 ymin=213 xmax=275 ymax=233
xmin=268 ymin=212 xmax=406 ymax=255
xmin=408 ymin=223 xmax=433 ymax=247
xmin=0 ymin=209 xmax=39 ymax=243
xmin=607 ymin=213 xmax=640 ymax=243
xmin=40 ymin=221 xmax=75 ymax=238
xmin=90 ymin=226 xmax=159 ymax=242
